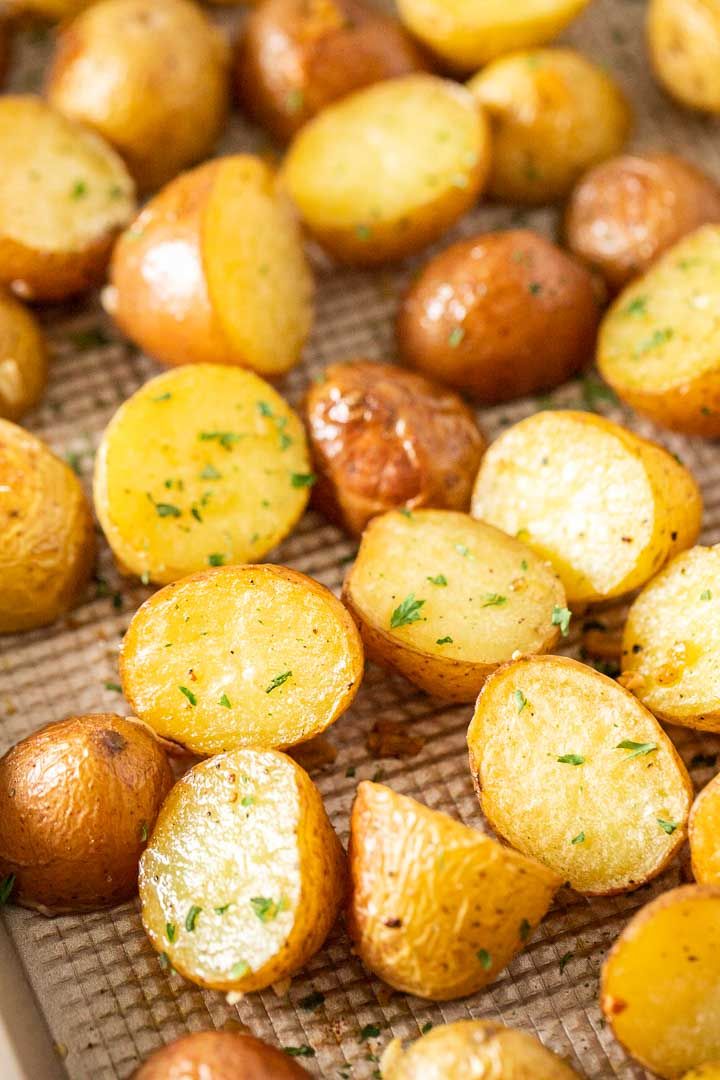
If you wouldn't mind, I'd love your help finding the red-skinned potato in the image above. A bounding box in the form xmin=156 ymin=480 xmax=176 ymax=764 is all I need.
xmin=134 ymin=1031 xmax=311 ymax=1079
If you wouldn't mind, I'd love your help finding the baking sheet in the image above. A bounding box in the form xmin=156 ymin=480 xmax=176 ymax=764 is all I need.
xmin=2 ymin=1 xmax=720 ymax=1076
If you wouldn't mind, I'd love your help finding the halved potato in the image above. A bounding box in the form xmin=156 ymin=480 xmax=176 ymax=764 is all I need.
xmin=342 ymin=509 xmax=566 ymax=702
xmin=601 ymin=885 xmax=720 ymax=1077
xmin=471 ymin=410 xmax=702 ymax=606
xmin=347 ymin=781 xmax=560 ymax=1000
xmin=139 ymin=748 xmax=346 ymax=992
xmin=621 ymin=546 xmax=720 ymax=733
xmin=648 ymin=0 xmax=720 ymax=114
xmin=0 ymin=289 xmax=47 ymax=421
xmin=689 ymin=773 xmax=720 ymax=885
xmin=681 ymin=1067 xmax=720 ymax=1080
xmin=281 ymin=74 xmax=490 ymax=265
xmin=121 ymin=563 xmax=364 ymax=754
xmin=94 ymin=364 xmax=312 ymax=584
xmin=134 ymin=1031 xmax=312 ymax=1079
xmin=468 ymin=656 xmax=693 ymax=895
xmin=0 ymin=96 xmax=135 ymax=301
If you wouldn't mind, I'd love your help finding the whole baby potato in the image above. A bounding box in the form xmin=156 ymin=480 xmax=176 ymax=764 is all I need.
xmin=134 ymin=1031 xmax=311 ymax=1079
xmin=648 ymin=0 xmax=720 ymax=114
xmin=0 ymin=289 xmax=47 ymax=421
xmin=0 ymin=714 xmax=174 ymax=914
xmin=397 ymin=230 xmax=599 ymax=403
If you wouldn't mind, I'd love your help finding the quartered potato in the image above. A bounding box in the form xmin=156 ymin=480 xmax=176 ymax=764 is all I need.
xmin=598 ymin=225 xmax=720 ymax=436
xmin=0 ymin=96 xmax=135 ymax=302
xmin=121 ymin=564 xmax=363 ymax=754
xmin=94 ymin=365 xmax=312 ymax=584
xmin=0 ymin=419 xmax=95 ymax=632
xmin=621 ymin=546 xmax=720 ymax=733
xmin=469 ymin=48 xmax=631 ymax=205
xmin=0 ymin=289 xmax=47 ymax=421
xmin=139 ymin=749 xmax=346 ymax=993
xmin=690 ymin=773 xmax=720 ymax=885
xmin=135 ymin=1031 xmax=312 ymax=1079
xmin=281 ymin=74 xmax=490 ymax=265
xmin=342 ymin=509 xmax=566 ymax=702
xmin=648 ymin=0 xmax=720 ymax=114
xmin=347 ymin=782 xmax=560 ymax=1000
xmin=468 ymin=656 xmax=693 ymax=895
xmin=601 ymin=885 xmax=720 ymax=1077
xmin=471 ymin=410 xmax=702 ymax=606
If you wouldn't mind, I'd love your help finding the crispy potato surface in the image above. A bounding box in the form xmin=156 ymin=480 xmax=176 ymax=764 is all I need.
xmin=94 ymin=365 xmax=311 ymax=584
xmin=281 ymin=74 xmax=490 ymax=264
xmin=471 ymin=410 xmax=702 ymax=605
xmin=469 ymin=48 xmax=631 ymax=204
xmin=690 ymin=774 xmax=720 ymax=885
xmin=397 ymin=230 xmax=599 ymax=403
xmin=303 ymin=360 xmax=486 ymax=535
xmin=0 ymin=714 xmax=173 ymax=914
xmin=601 ymin=885 xmax=720 ymax=1077
xmin=0 ymin=289 xmax=47 ymax=421
xmin=343 ymin=509 xmax=565 ymax=702
xmin=134 ymin=1031 xmax=312 ymax=1079
xmin=469 ymin=656 xmax=693 ymax=894
xmin=139 ymin=749 xmax=346 ymax=992
xmin=348 ymin=782 xmax=560 ymax=1000
xmin=648 ymin=0 xmax=720 ymax=114
xmin=121 ymin=564 xmax=363 ymax=754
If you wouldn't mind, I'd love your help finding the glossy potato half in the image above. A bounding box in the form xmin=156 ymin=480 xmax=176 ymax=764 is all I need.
xmin=134 ymin=1031 xmax=312 ymax=1079
xmin=689 ymin=773 xmax=720 ymax=885
xmin=648 ymin=0 xmax=720 ymax=114
xmin=0 ymin=289 xmax=47 ymax=421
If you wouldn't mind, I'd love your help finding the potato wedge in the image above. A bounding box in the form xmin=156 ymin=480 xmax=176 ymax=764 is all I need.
xmin=94 ymin=364 xmax=312 ymax=584
xmin=601 ymin=885 xmax=720 ymax=1077
xmin=648 ymin=0 xmax=720 ymax=114
xmin=471 ymin=410 xmax=702 ymax=605
xmin=135 ymin=1031 xmax=312 ymax=1079
xmin=139 ymin=749 xmax=346 ymax=992
xmin=468 ymin=656 xmax=693 ymax=895
xmin=690 ymin=773 xmax=720 ymax=885
xmin=121 ymin=563 xmax=363 ymax=754
xmin=347 ymin=781 xmax=560 ymax=1000
xmin=0 ymin=96 xmax=135 ymax=302
xmin=281 ymin=74 xmax=490 ymax=265
xmin=342 ymin=509 xmax=566 ymax=702
xmin=0 ymin=289 xmax=47 ymax=421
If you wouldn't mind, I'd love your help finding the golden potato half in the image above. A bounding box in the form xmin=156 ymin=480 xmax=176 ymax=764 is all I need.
xmin=0 ymin=289 xmax=47 ymax=421
xmin=469 ymin=656 xmax=693 ymax=895
xmin=121 ymin=563 xmax=364 ymax=754
xmin=348 ymin=782 xmax=560 ymax=1000
xmin=139 ymin=749 xmax=346 ymax=993
xmin=94 ymin=365 xmax=312 ymax=584
xmin=471 ymin=410 xmax=702 ymax=606
xmin=690 ymin=773 xmax=720 ymax=885
xmin=648 ymin=0 xmax=720 ymax=114
xmin=0 ymin=714 xmax=173 ymax=914
xmin=343 ymin=509 xmax=566 ymax=702
xmin=281 ymin=74 xmax=490 ymax=265
xmin=601 ymin=885 xmax=720 ymax=1077
xmin=0 ymin=96 xmax=135 ymax=302
xmin=681 ymin=1067 xmax=720 ymax=1080
xmin=134 ymin=1031 xmax=312 ymax=1079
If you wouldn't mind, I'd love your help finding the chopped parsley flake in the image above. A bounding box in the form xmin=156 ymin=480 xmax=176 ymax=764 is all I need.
xmin=476 ymin=949 xmax=492 ymax=970
xmin=355 ymin=225 xmax=372 ymax=241
xmin=571 ymin=831 xmax=585 ymax=845
xmin=0 ymin=874 xmax=15 ymax=905
xmin=448 ymin=326 xmax=465 ymax=347
xmin=427 ymin=574 xmax=447 ymax=586
xmin=214 ymin=903 xmax=232 ymax=915
xmin=151 ymin=392 xmax=172 ymax=402
xmin=360 ymin=1024 xmax=381 ymax=1041
xmin=250 ymin=896 xmax=287 ymax=922
xmin=166 ymin=923 xmax=176 ymax=942
xmin=266 ymin=670 xmax=292 ymax=693
xmin=218 ymin=693 xmax=232 ymax=708
xmin=436 ymin=636 xmax=453 ymax=644
xmin=207 ymin=553 xmax=225 ymax=566
xmin=634 ymin=327 xmax=674 ymax=357
xmin=551 ymin=606 xmax=572 ymax=636
xmin=199 ymin=464 xmax=221 ymax=480
xmin=515 ymin=689 xmax=528 ymax=713
xmin=624 ymin=296 xmax=648 ymax=316
xmin=290 ymin=472 xmax=317 ymax=488
xmin=71 ymin=180 xmax=88 ymax=199
xmin=153 ymin=501 xmax=181 ymax=518
xmin=616 ymin=740 xmax=657 ymax=760
xmin=421 ymin=1022 xmax=433 ymax=1034
xmin=657 ymin=817 xmax=679 ymax=834
xmin=557 ymin=754 xmax=585 ymax=765
xmin=482 ymin=593 xmax=507 ymax=607
xmin=178 ymin=685 xmax=197 ymax=706
xmin=390 ymin=593 xmax=426 ymax=628
xmin=185 ymin=905 xmax=202 ymax=932
xmin=198 ymin=430 xmax=242 ymax=450
xmin=701 ymin=589 xmax=713 ymax=601
xmin=284 ymin=1046 xmax=315 ymax=1058
xmin=519 ymin=918 xmax=531 ymax=942
xmin=241 ymin=795 xmax=254 ymax=807
xmin=104 ymin=681 xmax=121 ymax=692
xmin=230 ymin=960 xmax=250 ymax=979
xmin=559 ymin=951 xmax=573 ymax=973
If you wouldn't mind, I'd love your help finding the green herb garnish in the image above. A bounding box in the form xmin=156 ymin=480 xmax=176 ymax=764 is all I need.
xmin=250 ymin=896 xmax=286 ymax=922
xmin=657 ymin=817 xmax=679 ymax=834
xmin=571 ymin=831 xmax=585 ymax=845
xmin=166 ymin=923 xmax=176 ymax=942
xmin=552 ymin=606 xmax=572 ymax=636
xmin=0 ymin=874 xmax=15 ymax=905
xmin=390 ymin=594 xmax=426 ymax=628
xmin=427 ymin=574 xmax=447 ymax=586
xmin=178 ymin=685 xmax=197 ymax=706
xmin=198 ymin=430 xmax=241 ymax=450
xmin=515 ymin=689 xmax=528 ymax=713
xmin=290 ymin=472 xmax=316 ymax=488
xmin=436 ymin=636 xmax=453 ymax=644
xmin=616 ymin=740 xmax=657 ymax=760
xmin=266 ymin=670 xmax=292 ymax=693
xmin=218 ymin=693 xmax=232 ymax=708
xmin=557 ymin=754 xmax=585 ymax=765
xmin=482 ymin=593 xmax=507 ymax=607
xmin=185 ymin=905 xmax=202 ymax=932
xmin=448 ymin=326 xmax=465 ymax=348
xmin=476 ymin=949 xmax=492 ymax=970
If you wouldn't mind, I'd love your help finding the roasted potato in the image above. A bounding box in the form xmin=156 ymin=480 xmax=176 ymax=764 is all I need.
xmin=565 ymin=153 xmax=720 ymax=291
xmin=380 ymin=1020 xmax=580 ymax=1080
xmin=397 ymin=230 xmax=599 ymax=403
xmin=681 ymin=1067 xmax=720 ymax=1080
xmin=0 ymin=96 xmax=135 ymax=302
xmin=471 ymin=410 xmax=702 ymax=606
xmin=94 ymin=365 xmax=312 ymax=584
xmin=598 ymin=224 xmax=720 ymax=436
xmin=303 ymin=360 xmax=486 ymax=535
xmin=468 ymin=48 xmax=631 ymax=205
xmin=0 ymin=714 xmax=173 ymax=914
xmin=46 ymin=0 xmax=229 ymax=193
xmin=347 ymin=781 xmax=560 ymax=1000
xmin=281 ymin=74 xmax=490 ymax=265
xmin=237 ymin=0 xmax=429 ymax=142
xmin=621 ymin=546 xmax=720 ymax=733
xmin=0 ymin=289 xmax=47 ymax=421
xmin=601 ymin=884 xmax=720 ymax=1077
xmin=134 ymin=1031 xmax=312 ymax=1079
xmin=139 ymin=749 xmax=346 ymax=992
xmin=648 ymin=0 xmax=720 ymax=114
xmin=2 ymin=0 xmax=95 ymax=17
xmin=0 ymin=419 xmax=95 ymax=632
xmin=107 ymin=155 xmax=313 ymax=373
xmin=689 ymin=773 xmax=720 ymax=885
xmin=343 ymin=508 xmax=566 ymax=702
xmin=468 ymin=656 xmax=693 ymax=895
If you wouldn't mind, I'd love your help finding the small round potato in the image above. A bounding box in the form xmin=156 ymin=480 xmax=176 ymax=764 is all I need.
xmin=134 ymin=1031 xmax=312 ymax=1079
xmin=237 ymin=0 xmax=429 ymax=142
xmin=46 ymin=0 xmax=229 ymax=193
xmin=303 ymin=360 xmax=486 ymax=535
xmin=648 ymin=0 xmax=720 ymax=114
xmin=0 ymin=714 xmax=173 ymax=914
xmin=0 ymin=289 xmax=48 ymax=421
xmin=380 ymin=1020 xmax=580 ymax=1080
xmin=397 ymin=230 xmax=599 ymax=403
xmin=0 ymin=419 xmax=95 ymax=632
xmin=468 ymin=48 xmax=631 ymax=205
xmin=689 ymin=773 xmax=720 ymax=885
xmin=281 ymin=74 xmax=490 ymax=265
xmin=565 ymin=153 xmax=720 ymax=291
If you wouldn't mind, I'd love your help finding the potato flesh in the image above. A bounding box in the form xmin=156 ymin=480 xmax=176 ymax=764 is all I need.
xmin=690 ymin=775 xmax=720 ymax=885
xmin=469 ymin=657 xmax=692 ymax=894
xmin=648 ymin=0 xmax=720 ymax=114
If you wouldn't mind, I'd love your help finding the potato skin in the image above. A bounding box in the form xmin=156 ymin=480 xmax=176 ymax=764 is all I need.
xmin=0 ymin=22 xmax=10 ymax=88
xmin=303 ymin=360 xmax=486 ymax=535
xmin=689 ymin=773 xmax=720 ymax=885
xmin=397 ymin=230 xmax=599 ymax=403
xmin=0 ymin=714 xmax=173 ymax=914
xmin=648 ymin=0 xmax=720 ymax=114
xmin=134 ymin=1031 xmax=311 ymax=1079
xmin=0 ymin=289 xmax=47 ymax=421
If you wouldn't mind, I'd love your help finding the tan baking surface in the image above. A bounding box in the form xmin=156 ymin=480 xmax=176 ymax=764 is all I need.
xmin=2 ymin=2 xmax=720 ymax=1077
